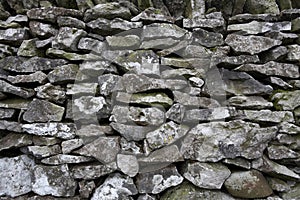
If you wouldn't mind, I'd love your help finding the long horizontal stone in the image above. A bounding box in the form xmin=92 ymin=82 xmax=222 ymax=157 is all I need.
xmin=228 ymin=21 xmax=291 ymax=34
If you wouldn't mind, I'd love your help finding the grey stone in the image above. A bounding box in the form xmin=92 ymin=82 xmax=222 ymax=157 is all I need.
xmin=228 ymin=21 xmax=291 ymax=35
xmin=0 ymin=98 xmax=31 ymax=109
xmin=0 ymin=21 xmax=21 ymax=29
xmin=161 ymin=57 xmax=211 ymax=72
xmin=117 ymin=154 xmax=139 ymax=177
xmin=173 ymin=91 xmax=220 ymax=108
xmin=242 ymin=110 xmax=294 ymax=123
xmin=266 ymin=77 xmax=293 ymax=89
xmin=181 ymin=120 xmax=277 ymax=161
xmin=0 ymin=155 xmax=35 ymax=197
xmin=80 ymin=60 xmax=117 ymax=77
xmin=161 ymin=68 xmax=198 ymax=79
xmin=287 ymin=44 xmax=300 ymax=61
xmin=1 ymin=56 xmax=68 ymax=73
xmin=78 ymin=37 xmax=106 ymax=54
xmin=281 ymin=183 xmax=300 ymax=200
xmin=267 ymin=145 xmax=299 ymax=160
xmin=225 ymin=34 xmax=281 ymax=55
xmin=276 ymin=134 xmax=300 ymax=150
xmin=120 ymin=138 xmax=143 ymax=155
xmin=0 ymin=120 xmax=22 ymax=132
xmin=272 ymin=90 xmax=300 ymax=110
xmin=41 ymin=154 xmax=93 ymax=165
xmin=183 ymin=13 xmax=225 ymax=30
xmin=0 ymin=28 xmax=29 ymax=45
xmin=252 ymin=156 xmax=300 ymax=180
xmin=0 ymin=44 xmax=14 ymax=59
xmin=22 ymin=123 xmax=76 ymax=139
xmin=193 ymin=28 xmax=224 ymax=47
xmin=57 ymin=16 xmax=85 ymax=29
xmin=27 ymin=7 xmax=83 ymax=23
xmin=35 ymin=37 xmax=55 ymax=48
xmin=224 ymin=170 xmax=273 ymax=198
xmin=0 ymin=108 xmax=16 ymax=119
xmin=79 ymin=180 xmax=96 ymax=199
xmin=111 ymin=122 xmax=154 ymax=141
xmin=29 ymin=21 xmax=58 ymax=38
xmin=72 ymin=162 xmax=117 ymax=179
xmin=137 ymin=194 xmax=157 ymax=200
xmin=279 ymin=122 xmax=300 ymax=135
xmin=142 ymin=23 xmax=187 ymax=40
xmin=32 ymin=136 xmax=60 ymax=146
xmin=98 ymin=74 xmax=121 ymax=96
xmin=48 ymin=64 xmax=79 ymax=84
xmin=260 ymin=46 xmax=288 ymax=62
xmin=110 ymin=106 xmax=165 ymax=126
xmin=66 ymin=83 xmax=98 ymax=95
xmin=75 ymin=124 xmax=112 ymax=143
xmin=244 ymin=0 xmax=280 ymax=14
xmin=91 ymin=173 xmax=137 ymax=200
xmin=17 ymin=38 xmax=43 ymax=57
xmin=7 ymin=71 xmax=47 ymax=84
xmin=185 ymin=0 xmax=205 ymax=18
xmin=52 ymin=27 xmax=87 ymax=51
xmin=87 ymin=18 xmax=143 ymax=36
xmin=106 ymin=35 xmax=140 ymax=50
xmin=61 ymin=139 xmax=83 ymax=154
xmin=35 ymin=83 xmax=66 ymax=104
xmin=166 ymin=103 xmax=186 ymax=123
xmin=265 ymin=31 xmax=298 ymax=44
xmin=223 ymin=157 xmax=251 ymax=169
xmin=219 ymin=55 xmax=260 ymax=67
xmin=46 ymin=48 xmax=102 ymax=61
xmin=32 ymin=165 xmax=77 ymax=197
xmin=21 ymin=145 xmax=61 ymax=159
xmin=75 ymin=136 xmax=120 ymax=163
xmin=136 ymin=165 xmax=183 ymax=194
xmin=183 ymin=162 xmax=231 ymax=189
xmin=267 ymin=177 xmax=290 ymax=192
xmin=181 ymin=45 xmax=212 ymax=58
xmin=131 ymin=7 xmax=175 ymax=23
xmin=146 ymin=121 xmax=189 ymax=150
xmin=0 ymin=80 xmax=35 ymax=98
xmin=0 ymin=133 xmax=32 ymax=152
xmin=76 ymin=0 xmax=94 ymax=11
xmin=227 ymin=95 xmax=273 ymax=109
xmin=23 ymin=99 xmax=64 ymax=123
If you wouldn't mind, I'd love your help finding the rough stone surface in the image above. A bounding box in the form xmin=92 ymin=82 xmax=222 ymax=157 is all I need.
xmin=117 ymin=154 xmax=139 ymax=177
xmin=0 ymin=133 xmax=32 ymax=151
xmin=0 ymin=80 xmax=35 ymax=98
xmin=272 ymin=90 xmax=300 ymax=110
xmin=71 ymin=163 xmax=117 ymax=180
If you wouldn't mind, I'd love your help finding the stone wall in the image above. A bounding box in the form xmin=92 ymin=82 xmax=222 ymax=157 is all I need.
xmin=0 ymin=0 xmax=300 ymax=199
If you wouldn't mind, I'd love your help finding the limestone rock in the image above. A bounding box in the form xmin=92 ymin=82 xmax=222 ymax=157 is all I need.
xmin=29 ymin=21 xmax=57 ymax=38
xmin=224 ymin=170 xmax=273 ymax=198
xmin=91 ymin=173 xmax=138 ymax=200
xmin=117 ymin=154 xmax=139 ymax=177
xmin=225 ymin=34 xmax=281 ymax=55
xmin=7 ymin=71 xmax=47 ymax=84
xmin=0 ymin=80 xmax=35 ymax=98
xmin=265 ymin=31 xmax=298 ymax=44
xmin=260 ymin=46 xmax=288 ymax=62
xmin=180 ymin=120 xmax=277 ymax=161
xmin=0 ymin=120 xmax=22 ymax=132
xmin=142 ymin=23 xmax=187 ymax=40
xmin=106 ymin=35 xmax=140 ymax=50
xmin=227 ymin=96 xmax=273 ymax=109
xmin=21 ymin=145 xmax=61 ymax=159
xmin=136 ymin=165 xmax=183 ymax=194
xmin=72 ymin=163 xmax=117 ymax=179
xmin=80 ymin=60 xmax=117 ymax=77
xmin=32 ymin=164 xmax=77 ymax=197
xmin=267 ymin=145 xmax=299 ymax=160
xmin=0 ymin=28 xmax=29 ymax=45
xmin=183 ymin=162 xmax=231 ymax=189
xmin=17 ymin=38 xmax=43 ymax=57
xmin=41 ymin=154 xmax=93 ymax=165
xmin=279 ymin=122 xmax=300 ymax=135
xmin=0 ymin=155 xmax=35 ymax=197
xmin=57 ymin=16 xmax=86 ymax=29
xmin=242 ymin=110 xmax=294 ymax=123
xmin=111 ymin=122 xmax=154 ymax=141
xmin=61 ymin=139 xmax=84 ymax=154
xmin=79 ymin=180 xmax=95 ymax=199
xmin=166 ymin=103 xmax=186 ymax=123
xmin=131 ymin=7 xmax=175 ymax=23
xmin=0 ymin=98 xmax=30 ymax=110
xmin=78 ymin=37 xmax=106 ymax=54
xmin=0 ymin=44 xmax=14 ymax=59
xmin=66 ymin=83 xmax=98 ymax=95
xmin=75 ymin=124 xmax=111 ymax=143
xmin=183 ymin=13 xmax=225 ymax=30
xmin=35 ymin=83 xmax=66 ymax=104
xmin=266 ymin=77 xmax=293 ymax=89
xmin=46 ymin=48 xmax=102 ymax=61
xmin=0 ymin=133 xmax=32 ymax=152
xmin=281 ymin=183 xmax=300 ymax=200
xmin=271 ymin=90 xmax=300 ymax=110
xmin=228 ymin=21 xmax=291 ymax=34
xmin=32 ymin=136 xmax=60 ymax=146
xmin=47 ymin=64 xmax=78 ymax=84
xmin=98 ymin=74 xmax=121 ymax=96
xmin=244 ymin=0 xmax=280 ymax=14
xmin=84 ymin=3 xmax=131 ymax=22
xmin=223 ymin=157 xmax=251 ymax=169
xmin=173 ymin=91 xmax=220 ymax=108
xmin=22 ymin=123 xmax=76 ymax=139
xmin=287 ymin=44 xmax=300 ymax=61
xmin=192 ymin=28 xmax=224 ymax=47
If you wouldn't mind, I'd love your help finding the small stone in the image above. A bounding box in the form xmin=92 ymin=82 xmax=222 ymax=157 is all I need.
xmin=181 ymin=45 xmax=212 ymax=58
xmin=120 ymin=138 xmax=143 ymax=155
xmin=267 ymin=177 xmax=290 ymax=192
xmin=29 ymin=21 xmax=58 ymax=38
xmin=183 ymin=162 xmax=231 ymax=189
xmin=41 ymin=154 xmax=93 ymax=165
xmin=0 ymin=28 xmax=29 ymax=45
xmin=0 ymin=133 xmax=32 ymax=152
xmin=260 ymin=46 xmax=288 ymax=62
xmin=265 ymin=31 xmax=298 ymax=44
xmin=266 ymin=77 xmax=293 ymax=89
xmin=279 ymin=122 xmax=300 ymax=135
xmin=71 ymin=163 xmax=117 ymax=179
xmin=0 ymin=44 xmax=14 ymax=59
xmin=0 ymin=120 xmax=22 ymax=132
xmin=219 ymin=55 xmax=260 ymax=67
xmin=76 ymin=124 xmax=111 ymax=143
xmin=267 ymin=145 xmax=299 ymax=160
xmin=47 ymin=64 xmax=78 ymax=84
xmin=287 ymin=44 xmax=300 ymax=61
xmin=7 ymin=71 xmax=47 ymax=84
xmin=61 ymin=139 xmax=84 ymax=154
xmin=23 ymin=99 xmax=64 ymax=123
xmin=106 ymin=35 xmax=140 ymax=50
xmin=35 ymin=37 xmax=55 ymax=48
xmin=91 ymin=173 xmax=138 ymax=200
xmin=0 ymin=108 xmax=16 ymax=119
xmin=192 ymin=28 xmax=224 ymax=47
xmin=111 ymin=122 xmax=154 ymax=141
xmin=22 ymin=123 xmax=76 ymax=139
xmin=173 ymin=91 xmax=220 ymax=108
xmin=117 ymin=154 xmax=139 ymax=177
xmin=142 ymin=23 xmax=187 ymax=40
xmin=21 ymin=145 xmax=61 ymax=159
xmin=32 ymin=164 xmax=77 ymax=197
xmin=161 ymin=57 xmax=211 ymax=71
xmin=74 ymin=136 xmax=120 ymax=163
xmin=80 ymin=60 xmax=117 ymax=77
xmin=78 ymin=37 xmax=106 ymax=54
xmin=224 ymin=170 xmax=273 ymax=198
xmin=52 ymin=27 xmax=87 ymax=51
xmin=0 ymin=80 xmax=35 ymax=98
xmin=17 ymin=38 xmax=43 ymax=57
xmin=57 ymin=16 xmax=86 ymax=29
xmin=98 ymin=74 xmax=121 ymax=96
xmin=242 ymin=110 xmax=294 ymax=123
xmin=227 ymin=96 xmax=273 ymax=109
xmin=225 ymin=34 xmax=281 ymax=55
xmin=0 ymin=155 xmax=35 ymax=197
xmin=271 ymin=90 xmax=300 ymax=110
xmin=66 ymin=83 xmax=98 ymax=95
xmin=79 ymin=180 xmax=95 ymax=199
xmin=136 ymin=165 xmax=183 ymax=194
xmin=35 ymin=83 xmax=66 ymax=104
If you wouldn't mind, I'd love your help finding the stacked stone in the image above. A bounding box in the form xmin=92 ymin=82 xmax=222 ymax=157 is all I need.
xmin=0 ymin=0 xmax=300 ymax=199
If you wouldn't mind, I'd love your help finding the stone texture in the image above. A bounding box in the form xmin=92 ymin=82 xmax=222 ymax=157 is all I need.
xmin=244 ymin=0 xmax=280 ymax=14
xmin=267 ymin=145 xmax=299 ymax=160
xmin=183 ymin=13 xmax=225 ymax=30
xmin=228 ymin=21 xmax=291 ymax=34
xmin=0 ymin=28 xmax=29 ymax=45
xmin=287 ymin=44 xmax=300 ymax=61
xmin=21 ymin=145 xmax=61 ymax=159
xmin=0 ymin=133 xmax=32 ymax=151
xmin=17 ymin=38 xmax=43 ymax=57
xmin=192 ymin=28 xmax=224 ymax=47
xmin=57 ymin=16 xmax=85 ymax=29
xmin=242 ymin=110 xmax=294 ymax=123
xmin=173 ymin=91 xmax=220 ymax=108
xmin=0 ymin=108 xmax=15 ymax=119
xmin=7 ymin=71 xmax=47 ymax=84
xmin=66 ymin=83 xmax=98 ymax=95
xmin=41 ymin=154 xmax=93 ymax=165
xmin=35 ymin=83 xmax=66 ymax=104
xmin=47 ymin=64 xmax=79 ymax=84
xmin=117 ymin=154 xmax=139 ymax=177
xmin=61 ymin=139 xmax=83 ymax=154
xmin=227 ymin=96 xmax=273 ymax=109
xmin=111 ymin=122 xmax=154 ymax=141
xmin=71 ymin=163 xmax=117 ymax=179
xmin=272 ymin=90 xmax=300 ymax=110
xmin=142 ymin=23 xmax=187 ymax=40
xmin=106 ymin=35 xmax=140 ymax=50
xmin=29 ymin=21 xmax=57 ymax=38
xmin=132 ymin=7 xmax=175 ymax=23
xmin=78 ymin=37 xmax=106 ymax=54
xmin=0 ymin=80 xmax=35 ymax=98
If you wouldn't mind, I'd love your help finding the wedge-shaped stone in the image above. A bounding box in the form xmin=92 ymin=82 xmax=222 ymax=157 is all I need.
xmin=41 ymin=154 xmax=93 ymax=165
xmin=46 ymin=48 xmax=102 ymax=61
xmin=131 ymin=7 xmax=175 ymax=23
xmin=7 ymin=71 xmax=47 ymax=84
xmin=260 ymin=46 xmax=288 ymax=62
xmin=72 ymin=163 xmax=117 ymax=179
xmin=181 ymin=120 xmax=277 ymax=162
xmin=98 ymin=74 xmax=121 ymax=96
xmin=272 ymin=90 xmax=300 ymax=110
xmin=228 ymin=21 xmax=291 ymax=34
xmin=242 ymin=110 xmax=294 ymax=123
xmin=142 ymin=23 xmax=187 ymax=40
xmin=0 ymin=133 xmax=32 ymax=151
xmin=21 ymin=145 xmax=61 ymax=159
xmin=57 ymin=16 xmax=85 ymax=29
xmin=225 ymin=34 xmax=281 ymax=55
xmin=235 ymin=61 xmax=300 ymax=78
xmin=48 ymin=64 xmax=79 ymax=84
xmin=267 ymin=145 xmax=299 ymax=160
xmin=0 ymin=28 xmax=29 ymax=45
xmin=227 ymin=96 xmax=273 ymax=109
xmin=61 ymin=139 xmax=83 ymax=154
xmin=22 ymin=123 xmax=76 ymax=139
xmin=0 ymin=80 xmax=35 ymax=98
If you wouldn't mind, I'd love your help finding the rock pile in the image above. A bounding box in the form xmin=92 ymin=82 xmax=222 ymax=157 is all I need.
xmin=0 ymin=0 xmax=300 ymax=199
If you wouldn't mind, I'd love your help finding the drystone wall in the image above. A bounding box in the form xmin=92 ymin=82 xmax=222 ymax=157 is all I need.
xmin=0 ymin=0 xmax=300 ymax=199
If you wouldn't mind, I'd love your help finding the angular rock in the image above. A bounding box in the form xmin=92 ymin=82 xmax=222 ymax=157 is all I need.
xmin=87 ymin=18 xmax=143 ymax=36
xmin=79 ymin=180 xmax=96 ymax=199
xmin=0 ymin=28 xmax=29 ymax=45
xmin=17 ymin=38 xmax=43 ymax=57
xmin=111 ymin=122 xmax=154 ymax=141
xmin=29 ymin=21 xmax=57 ymax=38
xmin=161 ymin=57 xmax=211 ymax=71
xmin=7 ymin=71 xmax=47 ymax=85
xmin=287 ymin=44 xmax=300 ymax=61
xmin=35 ymin=83 xmax=66 ymax=104
xmin=181 ymin=45 xmax=212 ymax=58
xmin=131 ymin=7 xmax=175 ymax=23
xmin=27 ymin=7 xmax=83 ymax=23
xmin=72 ymin=163 xmax=117 ymax=179
xmin=265 ymin=31 xmax=298 ymax=44
xmin=183 ymin=162 xmax=231 ymax=189
xmin=32 ymin=164 xmax=77 ymax=197
xmin=252 ymin=156 xmax=300 ymax=180
xmin=260 ymin=46 xmax=288 ymax=62
xmin=75 ymin=136 xmax=120 ymax=163
xmin=136 ymin=165 xmax=183 ymax=194
xmin=0 ymin=44 xmax=14 ymax=59
xmin=228 ymin=21 xmax=291 ymax=34
xmin=137 ymin=194 xmax=157 ymax=200
xmin=41 ymin=154 xmax=93 ymax=165
xmin=57 ymin=16 xmax=85 ymax=29
xmin=225 ymin=34 xmax=281 ymax=55
xmin=23 ymin=99 xmax=64 ymax=123
xmin=0 ymin=120 xmax=22 ymax=132
xmin=161 ymin=68 xmax=198 ymax=78
xmin=267 ymin=145 xmax=299 ymax=160
xmin=242 ymin=110 xmax=294 ymax=123
xmin=91 ymin=173 xmax=137 ymax=200
xmin=266 ymin=77 xmax=293 ymax=89
xmin=244 ymin=0 xmax=280 ymax=14
xmin=0 ymin=108 xmax=15 ymax=119
xmin=180 ymin=120 xmax=277 ymax=162
xmin=21 ymin=145 xmax=61 ymax=159
xmin=279 ymin=122 xmax=300 ymax=135
xmin=46 ymin=48 xmax=101 ymax=61
xmin=183 ymin=14 xmax=225 ymax=30
xmin=66 ymin=83 xmax=98 ymax=95
xmin=0 ymin=98 xmax=31 ymax=109
xmin=80 ymin=60 xmax=117 ymax=77
xmin=47 ymin=64 xmax=78 ymax=84
xmin=173 ymin=91 xmax=220 ymax=108
xmin=165 ymin=103 xmax=186 ymax=123
xmin=117 ymin=154 xmax=139 ymax=177
xmin=98 ymin=74 xmax=120 ymax=96
xmin=106 ymin=35 xmax=140 ymax=50
xmin=236 ymin=61 xmax=300 ymax=78
xmin=220 ymin=55 xmax=261 ymax=67
xmin=61 ymin=139 xmax=84 ymax=154
xmin=1 ymin=56 xmax=68 ymax=73
xmin=0 ymin=80 xmax=35 ymax=98
xmin=75 ymin=124 xmax=112 ymax=143
xmin=281 ymin=183 xmax=300 ymax=200
xmin=52 ymin=27 xmax=87 ymax=51
xmin=0 ymin=155 xmax=35 ymax=197
xmin=22 ymin=123 xmax=76 ymax=139
xmin=146 ymin=122 xmax=189 ymax=150
xmin=227 ymin=96 xmax=273 ymax=109
xmin=0 ymin=133 xmax=32 ymax=152
xmin=224 ymin=170 xmax=273 ymax=198
xmin=267 ymin=177 xmax=290 ymax=192
xmin=271 ymin=90 xmax=300 ymax=110
xmin=192 ymin=28 xmax=224 ymax=47
xmin=32 ymin=136 xmax=60 ymax=146
xmin=78 ymin=37 xmax=106 ymax=54
xmin=223 ymin=157 xmax=251 ymax=169
xmin=142 ymin=23 xmax=187 ymax=40
xmin=110 ymin=106 xmax=165 ymax=126
xmin=35 ymin=37 xmax=55 ymax=48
